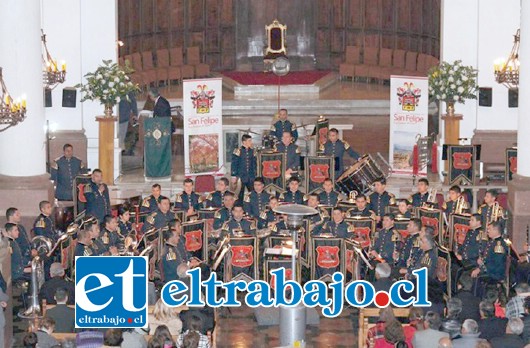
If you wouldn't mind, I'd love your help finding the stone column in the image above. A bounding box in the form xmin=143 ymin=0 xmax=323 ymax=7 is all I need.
xmin=508 ymin=1 xmax=530 ymax=253
xmin=0 ymin=0 xmax=54 ymax=217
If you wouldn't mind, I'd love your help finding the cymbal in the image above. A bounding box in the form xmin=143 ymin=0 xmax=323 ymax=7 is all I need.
xmin=237 ymin=128 xmax=260 ymax=135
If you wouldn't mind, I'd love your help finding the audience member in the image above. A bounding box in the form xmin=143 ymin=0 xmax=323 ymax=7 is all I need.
xmin=182 ymin=330 xmax=200 ymax=348
xmin=506 ymin=283 xmax=530 ymax=319
xmin=45 ymin=288 xmax=75 ymax=333
xmin=34 ymin=317 xmax=59 ymax=348
xmin=403 ymin=307 xmax=424 ymax=342
xmin=153 ymin=325 xmax=175 ymax=348
xmin=424 ymin=279 xmax=445 ymax=316
xmin=438 ymin=336 xmax=453 ymax=348
xmin=176 ymin=315 xmax=211 ymax=348
xmin=149 ymin=299 xmax=183 ymax=336
xmin=76 ymin=330 xmax=104 ymax=348
xmin=454 ymin=272 xmax=481 ymax=321
xmin=441 ymin=297 xmax=463 ymax=339
xmin=373 ymin=263 xmax=393 ymax=293
xmin=490 ymin=317 xmax=526 ymax=348
xmin=478 ymin=300 xmax=509 ymax=341
xmin=147 ymin=336 xmax=165 ymax=348
xmin=121 ymin=328 xmax=148 ymax=348
xmin=103 ymin=328 xmax=124 ymax=347
xmin=39 ymin=262 xmax=75 ymax=305
xmin=366 ymin=307 xmax=396 ymax=347
xmin=22 ymin=332 xmax=38 ymax=348
xmin=522 ymin=297 xmax=530 ymax=342
xmin=452 ymin=319 xmax=485 ymax=348
xmin=374 ymin=319 xmax=411 ymax=348
xmin=412 ymin=311 xmax=449 ymax=348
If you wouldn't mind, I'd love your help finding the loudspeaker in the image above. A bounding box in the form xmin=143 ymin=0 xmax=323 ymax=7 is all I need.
xmin=44 ymin=88 xmax=52 ymax=107
xmin=509 ymin=88 xmax=518 ymax=108
xmin=62 ymin=88 xmax=77 ymax=108
xmin=478 ymin=87 xmax=492 ymax=107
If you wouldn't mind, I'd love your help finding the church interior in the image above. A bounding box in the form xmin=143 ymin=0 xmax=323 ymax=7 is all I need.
xmin=1 ymin=0 xmax=530 ymax=347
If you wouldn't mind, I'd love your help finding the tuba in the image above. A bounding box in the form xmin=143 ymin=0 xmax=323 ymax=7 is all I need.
xmin=18 ymin=256 xmax=44 ymax=319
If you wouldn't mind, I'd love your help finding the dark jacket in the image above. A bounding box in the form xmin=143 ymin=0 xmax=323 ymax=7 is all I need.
xmin=118 ymin=92 xmax=138 ymax=124
xmin=153 ymin=96 xmax=171 ymax=117
xmin=454 ymin=291 xmax=481 ymax=322
xmin=490 ymin=333 xmax=525 ymax=348
xmin=46 ymin=304 xmax=75 ymax=333
xmin=478 ymin=317 xmax=509 ymax=341
xmin=39 ymin=277 xmax=75 ymax=305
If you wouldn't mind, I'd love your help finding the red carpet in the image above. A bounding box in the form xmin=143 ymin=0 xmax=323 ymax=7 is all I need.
xmin=222 ymin=70 xmax=330 ymax=85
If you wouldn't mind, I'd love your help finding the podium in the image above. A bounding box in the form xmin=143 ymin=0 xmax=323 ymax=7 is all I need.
xmin=144 ymin=117 xmax=172 ymax=179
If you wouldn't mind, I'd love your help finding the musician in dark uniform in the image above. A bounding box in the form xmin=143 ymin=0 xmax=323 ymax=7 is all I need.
xmin=318 ymin=178 xmax=342 ymax=207
xmin=142 ymin=196 xmax=180 ymax=233
xmin=213 ymin=192 xmax=236 ymax=230
xmin=478 ymin=189 xmax=506 ymax=229
xmin=5 ymin=223 xmax=31 ymax=281
xmin=278 ymin=177 xmax=304 ymax=205
xmin=369 ymin=214 xmax=402 ymax=265
xmin=320 ymin=128 xmax=360 ymax=179
xmin=398 ymin=219 xmax=423 ymax=274
xmin=74 ymin=228 xmax=96 ymax=258
xmin=50 ymin=144 xmax=87 ymax=201
xmin=99 ymin=215 xmax=124 ymax=253
xmin=205 ymin=177 xmax=230 ymax=209
xmin=471 ymin=221 xmax=508 ymax=282
xmin=162 ymin=220 xmax=200 ymax=283
xmin=270 ymin=108 xmax=298 ymax=141
xmin=175 ymin=178 xmax=201 ymax=217
xmin=117 ymin=207 xmax=133 ymax=237
xmin=33 ymin=201 xmax=58 ymax=242
xmin=346 ymin=194 xmax=376 ymax=219
xmin=140 ymin=184 xmax=162 ymax=214
xmin=270 ymin=215 xmax=289 ymax=235
xmin=369 ymin=178 xmax=396 ymax=225
xmin=395 ymin=199 xmax=412 ymax=219
xmin=86 ymin=219 xmax=113 ymax=256
xmin=442 ymin=185 xmax=470 ymax=218
xmin=221 ymin=204 xmax=256 ymax=237
xmin=7 ymin=207 xmax=35 ymax=263
xmin=409 ymin=178 xmax=431 ymax=208
xmin=408 ymin=233 xmax=438 ymax=279
xmin=231 ymin=134 xmax=257 ymax=202
xmin=84 ymin=169 xmax=111 ymax=223
xmin=319 ymin=207 xmax=352 ymax=238
xmin=258 ymin=196 xmax=281 ymax=229
xmin=274 ymin=131 xmax=301 ymax=178
xmin=455 ymin=214 xmax=486 ymax=269
xmin=306 ymin=194 xmax=329 ymax=235
xmin=244 ymin=177 xmax=271 ymax=219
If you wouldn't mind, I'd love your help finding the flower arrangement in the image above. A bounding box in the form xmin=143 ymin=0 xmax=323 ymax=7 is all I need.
xmin=428 ymin=60 xmax=478 ymax=104
xmin=76 ymin=60 xmax=139 ymax=111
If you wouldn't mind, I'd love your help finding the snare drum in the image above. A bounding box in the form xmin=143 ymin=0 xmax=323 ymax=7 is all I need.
xmin=335 ymin=154 xmax=384 ymax=195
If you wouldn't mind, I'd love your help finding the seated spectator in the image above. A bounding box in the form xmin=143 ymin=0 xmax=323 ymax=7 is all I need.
xmin=182 ymin=330 xmax=201 ymax=348
xmin=484 ymin=287 xmax=506 ymax=318
xmin=34 ymin=317 xmax=59 ymax=348
xmin=441 ymin=297 xmax=462 ymax=339
xmin=506 ymin=283 xmax=530 ymax=319
xmin=22 ymin=332 xmax=38 ymax=348
xmin=121 ymin=328 xmax=148 ymax=348
xmin=103 ymin=329 xmax=124 ymax=347
xmin=366 ymin=307 xmax=396 ymax=347
xmin=76 ymin=330 xmax=104 ymax=348
xmin=45 ymin=288 xmax=75 ymax=333
xmin=152 ymin=325 xmax=175 ymax=348
xmin=454 ymin=272 xmax=481 ymax=321
xmin=39 ymin=262 xmax=75 ymax=305
xmin=176 ymin=315 xmax=211 ymax=348
xmin=424 ymin=279 xmax=445 ymax=316
xmin=403 ymin=307 xmax=424 ymax=342
xmin=490 ymin=317 xmax=526 ymax=348
xmin=452 ymin=319 xmax=485 ymax=348
xmin=374 ymin=319 xmax=412 ymax=348
xmin=373 ymin=263 xmax=393 ymax=293
xmin=438 ymin=336 xmax=452 ymax=348
xmin=478 ymin=300 xmax=508 ymax=341
xmin=412 ymin=311 xmax=449 ymax=348
xmin=149 ymin=298 xmax=183 ymax=336
xmin=147 ymin=336 xmax=165 ymax=348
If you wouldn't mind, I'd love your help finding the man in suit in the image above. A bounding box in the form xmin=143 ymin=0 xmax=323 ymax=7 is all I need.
xmin=84 ymin=169 xmax=111 ymax=223
xmin=50 ymin=143 xmax=87 ymax=201
xmin=39 ymin=263 xmax=75 ymax=305
xmin=412 ymin=311 xmax=450 ymax=348
xmin=149 ymin=87 xmax=171 ymax=117
xmin=372 ymin=262 xmax=393 ymax=293
xmin=46 ymin=288 xmax=75 ymax=333
xmin=490 ymin=318 xmax=526 ymax=348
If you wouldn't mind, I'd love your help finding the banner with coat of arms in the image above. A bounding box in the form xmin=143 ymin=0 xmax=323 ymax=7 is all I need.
xmin=258 ymin=152 xmax=286 ymax=191
xmin=447 ymin=145 xmax=477 ymax=185
xmin=305 ymin=156 xmax=334 ymax=194
xmin=311 ymin=237 xmax=343 ymax=282
xmin=389 ymin=76 xmax=429 ymax=175
xmin=183 ymin=78 xmax=223 ymax=175
xmin=181 ymin=220 xmax=208 ymax=262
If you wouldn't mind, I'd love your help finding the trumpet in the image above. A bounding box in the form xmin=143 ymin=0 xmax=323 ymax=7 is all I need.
xmin=454 ymin=195 xmax=468 ymax=215
xmin=488 ymin=202 xmax=504 ymax=224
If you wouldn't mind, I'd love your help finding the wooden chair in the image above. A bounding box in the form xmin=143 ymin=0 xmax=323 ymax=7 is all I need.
xmin=170 ymin=46 xmax=194 ymax=80
xmin=125 ymin=54 xmax=144 ymax=87
xmin=371 ymin=48 xmax=393 ymax=83
xmin=403 ymin=51 xmax=419 ymax=76
xmin=339 ymin=46 xmax=361 ymax=81
xmin=187 ymin=46 xmax=210 ymax=77
xmin=358 ymin=307 xmax=411 ymax=348
xmin=391 ymin=49 xmax=407 ymax=76
xmin=355 ymin=47 xmax=379 ymax=82
xmin=156 ymin=48 xmax=171 ymax=86
xmin=141 ymin=51 xmax=158 ymax=86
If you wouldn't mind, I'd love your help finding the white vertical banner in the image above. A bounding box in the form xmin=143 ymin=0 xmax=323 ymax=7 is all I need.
xmin=183 ymin=78 xmax=224 ymax=176
xmin=389 ymin=75 xmax=429 ymax=175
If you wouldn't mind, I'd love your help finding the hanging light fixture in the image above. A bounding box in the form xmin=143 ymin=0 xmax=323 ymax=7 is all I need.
xmin=494 ymin=29 xmax=520 ymax=90
xmin=42 ymin=30 xmax=66 ymax=89
xmin=0 ymin=67 xmax=27 ymax=132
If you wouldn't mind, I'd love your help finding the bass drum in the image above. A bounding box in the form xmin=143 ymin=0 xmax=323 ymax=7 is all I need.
xmin=335 ymin=154 xmax=385 ymax=195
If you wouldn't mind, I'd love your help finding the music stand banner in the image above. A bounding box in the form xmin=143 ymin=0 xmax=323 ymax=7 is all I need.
xmin=394 ymin=218 xmax=411 ymax=239
xmin=305 ymin=156 xmax=334 ymax=194
xmin=343 ymin=239 xmax=358 ymax=282
xmin=437 ymin=246 xmax=452 ymax=297
xmin=182 ymin=220 xmax=208 ymax=262
xmin=506 ymin=147 xmax=517 ymax=184
xmin=311 ymin=237 xmax=343 ymax=282
xmin=198 ymin=208 xmax=219 ymax=255
xmin=258 ymin=152 xmax=286 ymax=191
xmin=448 ymin=145 xmax=477 ymax=185
xmin=265 ymin=259 xmax=300 ymax=290
xmin=389 ymin=76 xmax=429 ymax=175
xmin=226 ymin=236 xmax=259 ymax=283
xmin=345 ymin=217 xmax=375 ymax=248
xmin=73 ymin=175 xmax=92 ymax=216
xmin=417 ymin=207 xmax=444 ymax=246
xmin=314 ymin=117 xmax=329 ymax=155
xmin=450 ymin=214 xmax=471 ymax=252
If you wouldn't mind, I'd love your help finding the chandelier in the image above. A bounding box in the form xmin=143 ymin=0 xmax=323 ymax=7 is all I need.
xmin=0 ymin=68 xmax=27 ymax=132
xmin=42 ymin=30 xmax=66 ymax=89
xmin=494 ymin=29 xmax=520 ymax=90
